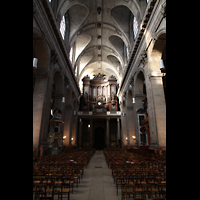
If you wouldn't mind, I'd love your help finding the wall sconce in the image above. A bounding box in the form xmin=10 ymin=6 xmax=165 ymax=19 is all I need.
xmin=126 ymin=137 xmax=128 ymax=141
xmin=63 ymin=136 xmax=66 ymax=140
xmin=132 ymin=136 xmax=136 ymax=140
xmin=71 ymin=138 xmax=73 ymax=141
xmin=88 ymin=124 xmax=90 ymax=128
xmin=33 ymin=58 xmax=38 ymax=68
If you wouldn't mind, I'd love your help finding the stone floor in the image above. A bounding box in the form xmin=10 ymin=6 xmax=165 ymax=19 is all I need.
xmin=69 ymin=150 xmax=121 ymax=200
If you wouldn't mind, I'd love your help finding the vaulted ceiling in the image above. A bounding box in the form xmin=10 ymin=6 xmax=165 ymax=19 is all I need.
xmin=55 ymin=0 xmax=148 ymax=91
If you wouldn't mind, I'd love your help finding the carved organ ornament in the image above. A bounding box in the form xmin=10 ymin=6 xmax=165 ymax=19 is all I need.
xmin=80 ymin=73 xmax=118 ymax=113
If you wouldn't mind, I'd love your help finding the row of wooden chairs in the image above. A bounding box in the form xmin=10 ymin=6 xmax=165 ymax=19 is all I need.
xmin=103 ymin=149 xmax=166 ymax=199
xmin=104 ymin=148 xmax=166 ymax=168
xmin=123 ymin=183 xmax=166 ymax=200
xmin=35 ymin=148 xmax=95 ymax=168
xmin=33 ymin=148 xmax=95 ymax=199
xmin=33 ymin=182 xmax=70 ymax=200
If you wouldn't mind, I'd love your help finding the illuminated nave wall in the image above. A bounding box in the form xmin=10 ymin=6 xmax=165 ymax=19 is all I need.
xmin=33 ymin=0 xmax=166 ymax=156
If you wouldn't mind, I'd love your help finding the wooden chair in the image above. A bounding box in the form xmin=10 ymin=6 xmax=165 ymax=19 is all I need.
xmin=52 ymin=184 xmax=62 ymax=200
xmin=60 ymin=182 xmax=70 ymax=200
xmin=124 ymin=172 xmax=134 ymax=184
xmin=35 ymin=184 xmax=46 ymax=200
xmin=158 ymin=183 xmax=166 ymax=198
xmin=146 ymin=176 xmax=158 ymax=188
xmin=142 ymin=184 xmax=153 ymax=199
xmin=43 ymin=181 xmax=53 ymax=197
xmin=116 ymin=176 xmax=126 ymax=195
xmin=125 ymin=183 xmax=136 ymax=200
xmin=72 ymin=169 xmax=80 ymax=188
xmin=33 ymin=182 xmax=40 ymax=199
xmin=135 ymin=183 xmax=143 ymax=199
xmin=63 ymin=175 xmax=74 ymax=194
xmin=54 ymin=174 xmax=63 ymax=185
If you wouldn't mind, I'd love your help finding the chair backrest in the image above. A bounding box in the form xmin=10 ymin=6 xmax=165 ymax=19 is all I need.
xmin=53 ymin=184 xmax=62 ymax=195
xmin=125 ymin=184 xmax=136 ymax=199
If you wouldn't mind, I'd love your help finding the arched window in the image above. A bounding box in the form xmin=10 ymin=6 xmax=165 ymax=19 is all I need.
xmin=126 ymin=46 xmax=129 ymax=61
xmin=60 ymin=16 xmax=66 ymax=39
xmin=133 ymin=16 xmax=138 ymax=39
xmin=69 ymin=46 xmax=73 ymax=63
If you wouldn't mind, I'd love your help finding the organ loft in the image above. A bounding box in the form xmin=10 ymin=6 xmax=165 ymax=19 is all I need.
xmin=80 ymin=73 xmax=119 ymax=113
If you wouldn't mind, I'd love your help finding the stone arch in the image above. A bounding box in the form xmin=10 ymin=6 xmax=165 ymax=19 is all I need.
xmin=108 ymin=35 xmax=126 ymax=63
xmin=149 ymin=33 xmax=166 ymax=76
xmin=33 ymin=31 xmax=50 ymax=73
xmin=110 ymin=0 xmax=141 ymax=21
xmin=57 ymin=2 xmax=89 ymax=44
xmin=134 ymin=71 xmax=146 ymax=96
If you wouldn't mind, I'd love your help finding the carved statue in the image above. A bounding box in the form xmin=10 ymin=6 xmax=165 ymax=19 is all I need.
xmin=53 ymin=108 xmax=62 ymax=119
xmin=93 ymin=73 xmax=106 ymax=80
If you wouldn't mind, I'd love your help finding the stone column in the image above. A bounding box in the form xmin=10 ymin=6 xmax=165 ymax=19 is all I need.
xmin=149 ymin=75 xmax=166 ymax=149
xmin=71 ymin=111 xmax=78 ymax=146
xmin=78 ymin=118 xmax=83 ymax=148
xmin=63 ymin=105 xmax=73 ymax=146
xmin=106 ymin=118 xmax=110 ymax=147
xmin=89 ymin=119 xmax=93 ymax=147
xmin=117 ymin=118 xmax=120 ymax=146
xmin=126 ymin=105 xmax=136 ymax=146
xmin=33 ymin=73 xmax=48 ymax=149
xmin=121 ymin=112 xmax=128 ymax=146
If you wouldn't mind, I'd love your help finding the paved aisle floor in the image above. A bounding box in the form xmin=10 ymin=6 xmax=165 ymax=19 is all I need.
xmin=70 ymin=150 xmax=121 ymax=200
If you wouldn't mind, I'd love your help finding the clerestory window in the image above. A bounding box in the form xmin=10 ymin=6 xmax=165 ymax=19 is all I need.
xmin=60 ymin=16 xmax=66 ymax=39
xmin=133 ymin=16 xmax=138 ymax=40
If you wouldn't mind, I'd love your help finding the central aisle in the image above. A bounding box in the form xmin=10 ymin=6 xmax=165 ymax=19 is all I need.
xmin=70 ymin=150 xmax=121 ymax=200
